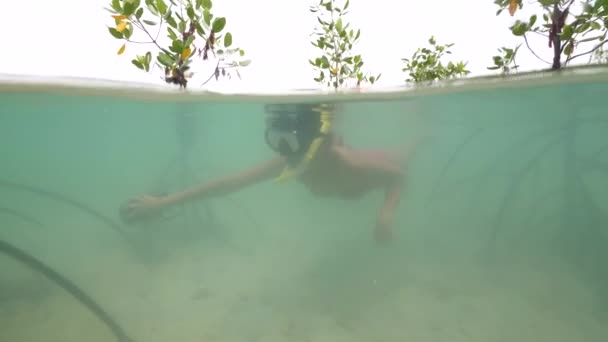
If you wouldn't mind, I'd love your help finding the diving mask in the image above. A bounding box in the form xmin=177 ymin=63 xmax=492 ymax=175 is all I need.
xmin=264 ymin=113 xmax=305 ymax=156
xmin=264 ymin=104 xmax=321 ymax=157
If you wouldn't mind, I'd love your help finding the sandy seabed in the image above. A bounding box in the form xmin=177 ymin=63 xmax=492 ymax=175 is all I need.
xmin=1 ymin=238 xmax=607 ymax=342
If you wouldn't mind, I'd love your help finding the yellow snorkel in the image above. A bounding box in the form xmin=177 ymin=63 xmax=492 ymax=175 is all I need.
xmin=274 ymin=104 xmax=333 ymax=183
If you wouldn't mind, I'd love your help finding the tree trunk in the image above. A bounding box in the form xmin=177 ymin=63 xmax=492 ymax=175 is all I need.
xmin=552 ymin=4 xmax=562 ymax=70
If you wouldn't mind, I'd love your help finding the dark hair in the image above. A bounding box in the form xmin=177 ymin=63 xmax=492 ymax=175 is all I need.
xmin=264 ymin=103 xmax=322 ymax=134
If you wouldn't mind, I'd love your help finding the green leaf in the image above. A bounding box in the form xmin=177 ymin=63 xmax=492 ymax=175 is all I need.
xmin=239 ymin=60 xmax=251 ymax=67
xmin=321 ymin=56 xmax=330 ymax=68
xmin=195 ymin=21 xmax=205 ymax=36
xmin=145 ymin=0 xmax=158 ymax=15
xmin=511 ymin=21 xmax=528 ymax=36
xmin=136 ymin=53 xmax=151 ymax=72
xmin=560 ymin=24 xmax=573 ymax=40
xmin=212 ymin=17 xmax=226 ymax=32
xmin=145 ymin=52 xmax=151 ymax=71
xmin=224 ymin=32 xmax=233 ymax=47
xmin=124 ymin=23 xmax=134 ymax=39
xmin=202 ymin=0 xmax=212 ymax=9
xmin=156 ymin=0 xmax=168 ymax=15
xmin=529 ymin=14 xmax=537 ymax=27
xmin=343 ymin=0 xmax=350 ymax=10
xmin=170 ymin=40 xmax=184 ymax=53
xmin=187 ymin=6 xmax=196 ymax=20
xmin=564 ymin=41 xmax=574 ymax=56
xmin=576 ymin=22 xmax=591 ymax=34
xmin=132 ymin=59 xmax=144 ymax=70
xmin=135 ymin=7 xmax=144 ymax=19
xmin=167 ymin=27 xmax=177 ymax=40
xmin=166 ymin=15 xmax=177 ymax=28
xmin=590 ymin=21 xmax=602 ymax=30
xmin=143 ymin=19 xmax=157 ymax=25
xmin=185 ymin=35 xmax=195 ymax=47
xmin=108 ymin=27 xmax=123 ymax=39
xmin=157 ymin=52 xmax=174 ymax=67
xmin=196 ymin=0 xmax=203 ymax=9
xmin=203 ymin=10 xmax=212 ymax=26
xmin=123 ymin=0 xmax=139 ymax=16
xmin=111 ymin=0 xmax=121 ymax=12
xmin=239 ymin=49 xmax=245 ymax=56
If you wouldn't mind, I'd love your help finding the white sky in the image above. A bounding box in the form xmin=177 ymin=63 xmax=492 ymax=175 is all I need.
xmin=0 ymin=0 xmax=580 ymax=93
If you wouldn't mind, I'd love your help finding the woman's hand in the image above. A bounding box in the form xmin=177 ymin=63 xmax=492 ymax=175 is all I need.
xmin=119 ymin=194 xmax=167 ymax=224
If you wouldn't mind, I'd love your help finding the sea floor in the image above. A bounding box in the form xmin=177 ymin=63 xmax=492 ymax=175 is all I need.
xmin=1 ymin=235 xmax=606 ymax=342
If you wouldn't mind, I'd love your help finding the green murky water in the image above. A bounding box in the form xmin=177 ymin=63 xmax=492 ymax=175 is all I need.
xmin=0 ymin=71 xmax=607 ymax=342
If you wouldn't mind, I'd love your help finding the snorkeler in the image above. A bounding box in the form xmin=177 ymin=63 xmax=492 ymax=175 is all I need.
xmin=121 ymin=103 xmax=426 ymax=244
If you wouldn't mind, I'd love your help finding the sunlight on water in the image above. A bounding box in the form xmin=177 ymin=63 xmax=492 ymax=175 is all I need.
xmin=1 ymin=70 xmax=607 ymax=342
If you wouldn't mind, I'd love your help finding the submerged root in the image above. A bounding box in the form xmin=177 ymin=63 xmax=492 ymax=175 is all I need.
xmin=426 ymin=127 xmax=484 ymax=207
xmin=521 ymin=187 xmax=562 ymax=230
xmin=0 ymin=207 xmax=43 ymax=228
xmin=578 ymin=156 xmax=608 ymax=174
xmin=0 ymin=239 xmax=135 ymax=342
xmin=432 ymin=126 xmax=563 ymax=200
xmin=0 ymin=179 xmax=142 ymax=258
xmin=484 ymin=133 xmax=565 ymax=261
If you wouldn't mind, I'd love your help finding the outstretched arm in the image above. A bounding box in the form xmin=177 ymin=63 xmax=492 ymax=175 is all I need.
xmin=161 ymin=157 xmax=286 ymax=207
xmin=122 ymin=157 xmax=286 ymax=223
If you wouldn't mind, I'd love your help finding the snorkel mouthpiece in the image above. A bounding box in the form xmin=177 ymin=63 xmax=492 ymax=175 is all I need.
xmin=277 ymin=139 xmax=296 ymax=158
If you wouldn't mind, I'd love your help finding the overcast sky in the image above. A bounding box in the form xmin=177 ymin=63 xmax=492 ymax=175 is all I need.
xmin=0 ymin=0 xmax=581 ymax=93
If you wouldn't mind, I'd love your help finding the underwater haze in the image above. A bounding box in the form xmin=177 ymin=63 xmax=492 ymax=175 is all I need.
xmin=0 ymin=70 xmax=607 ymax=342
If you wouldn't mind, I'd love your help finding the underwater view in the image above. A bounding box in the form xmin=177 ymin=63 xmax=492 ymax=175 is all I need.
xmin=1 ymin=70 xmax=607 ymax=342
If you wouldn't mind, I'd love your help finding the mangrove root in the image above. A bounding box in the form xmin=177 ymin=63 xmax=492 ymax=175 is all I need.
xmin=0 ymin=239 xmax=135 ymax=342
xmin=0 ymin=207 xmax=43 ymax=228
xmin=0 ymin=179 xmax=141 ymax=256
xmin=484 ymin=132 xmax=565 ymax=261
